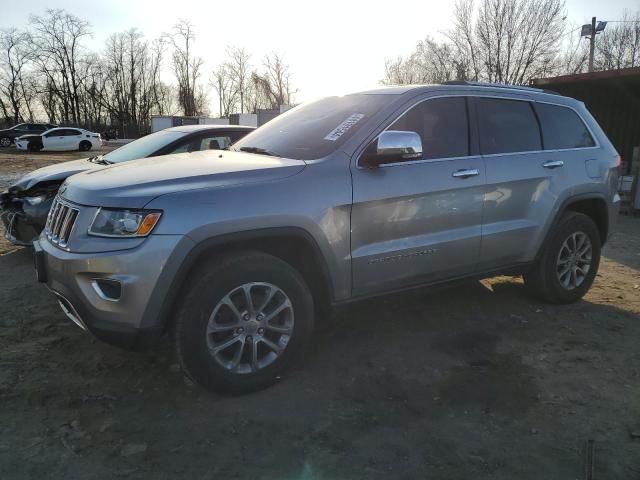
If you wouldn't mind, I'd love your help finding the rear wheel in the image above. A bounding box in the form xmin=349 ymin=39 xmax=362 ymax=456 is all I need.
xmin=0 ymin=136 xmax=11 ymax=147
xmin=173 ymin=251 xmax=314 ymax=394
xmin=79 ymin=140 xmax=92 ymax=151
xmin=524 ymin=212 xmax=601 ymax=304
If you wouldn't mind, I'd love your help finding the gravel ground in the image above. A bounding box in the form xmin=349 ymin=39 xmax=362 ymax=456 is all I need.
xmin=1 ymin=148 xmax=639 ymax=479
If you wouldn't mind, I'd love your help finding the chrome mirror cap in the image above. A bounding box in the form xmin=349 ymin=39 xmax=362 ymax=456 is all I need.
xmin=361 ymin=130 xmax=423 ymax=167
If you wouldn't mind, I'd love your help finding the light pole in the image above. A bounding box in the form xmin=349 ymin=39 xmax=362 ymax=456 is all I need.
xmin=581 ymin=17 xmax=607 ymax=72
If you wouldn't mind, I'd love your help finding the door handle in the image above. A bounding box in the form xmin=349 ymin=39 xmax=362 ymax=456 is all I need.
xmin=452 ymin=168 xmax=479 ymax=179
xmin=542 ymin=160 xmax=564 ymax=169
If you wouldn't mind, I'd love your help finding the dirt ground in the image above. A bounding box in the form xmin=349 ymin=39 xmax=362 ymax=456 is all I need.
xmin=1 ymin=148 xmax=639 ymax=479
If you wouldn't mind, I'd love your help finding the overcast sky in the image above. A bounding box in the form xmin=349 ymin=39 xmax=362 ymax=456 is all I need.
xmin=3 ymin=0 xmax=638 ymax=113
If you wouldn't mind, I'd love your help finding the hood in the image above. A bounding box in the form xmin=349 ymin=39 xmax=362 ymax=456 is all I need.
xmin=16 ymin=134 xmax=42 ymax=141
xmin=61 ymin=150 xmax=307 ymax=208
xmin=11 ymin=158 xmax=97 ymax=191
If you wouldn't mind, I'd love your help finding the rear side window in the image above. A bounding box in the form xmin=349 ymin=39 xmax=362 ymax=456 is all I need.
xmin=534 ymin=103 xmax=595 ymax=149
xmin=389 ymin=97 xmax=469 ymax=160
xmin=476 ymin=98 xmax=541 ymax=155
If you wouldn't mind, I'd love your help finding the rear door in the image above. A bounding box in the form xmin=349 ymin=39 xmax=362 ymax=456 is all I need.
xmin=475 ymin=95 xmax=596 ymax=270
xmin=42 ymin=129 xmax=66 ymax=150
xmin=350 ymin=95 xmax=485 ymax=296
xmin=65 ymin=129 xmax=83 ymax=150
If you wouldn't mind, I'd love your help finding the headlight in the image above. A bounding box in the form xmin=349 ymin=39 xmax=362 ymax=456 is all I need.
xmin=88 ymin=208 xmax=162 ymax=237
xmin=23 ymin=194 xmax=48 ymax=206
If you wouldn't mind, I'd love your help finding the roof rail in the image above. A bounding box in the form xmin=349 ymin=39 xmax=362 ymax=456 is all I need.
xmin=441 ymin=80 xmax=560 ymax=96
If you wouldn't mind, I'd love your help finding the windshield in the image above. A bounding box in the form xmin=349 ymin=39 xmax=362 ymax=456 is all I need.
xmin=103 ymin=130 xmax=187 ymax=163
xmin=232 ymin=94 xmax=395 ymax=160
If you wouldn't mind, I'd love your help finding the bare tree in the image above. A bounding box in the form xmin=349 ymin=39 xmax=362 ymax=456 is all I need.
xmin=557 ymin=25 xmax=589 ymax=74
xmin=163 ymin=20 xmax=204 ymax=116
xmin=595 ymin=9 xmax=640 ymax=70
xmin=386 ymin=0 xmax=568 ymax=86
xmin=0 ymin=28 xmax=34 ymax=123
xmin=226 ymin=47 xmax=252 ymax=113
xmin=251 ymin=53 xmax=296 ymax=109
xmin=211 ymin=63 xmax=238 ymax=117
xmin=30 ymin=9 xmax=91 ymax=124
xmin=99 ymin=30 xmax=175 ymax=135
xmin=469 ymin=0 xmax=567 ymax=83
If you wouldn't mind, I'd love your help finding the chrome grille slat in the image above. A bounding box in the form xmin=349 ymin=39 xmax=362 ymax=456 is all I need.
xmin=45 ymin=197 xmax=79 ymax=248
xmin=58 ymin=209 xmax=78 ymax=247
xmin=53 ymin=205 xmax=68 ymax=238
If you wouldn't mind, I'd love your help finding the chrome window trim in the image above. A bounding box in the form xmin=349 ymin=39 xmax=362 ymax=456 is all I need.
xmin=356 ymin=91 xmax=601 ymax=170
xmin=374 ymin=154 xmax=483 ymax=168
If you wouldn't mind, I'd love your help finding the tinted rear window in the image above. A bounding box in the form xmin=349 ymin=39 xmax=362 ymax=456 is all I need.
xmin=535 ymin=103 xmax=595 ymax=149
xmin=477 ymin=98 xmax=541 ymax=155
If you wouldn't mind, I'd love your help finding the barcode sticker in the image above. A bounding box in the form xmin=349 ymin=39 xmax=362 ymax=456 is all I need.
xmin=324 ymin=114 xmax=365 ymax=141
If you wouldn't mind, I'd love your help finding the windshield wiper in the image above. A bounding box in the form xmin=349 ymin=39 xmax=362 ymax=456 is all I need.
xmin=88 ymin=155 xmax=112 ymax=165
xmin=237 ymin=146 xmax=280 ymax=157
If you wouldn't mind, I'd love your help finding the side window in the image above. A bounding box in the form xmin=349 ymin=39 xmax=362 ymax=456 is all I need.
xmin=388 ymin=97 xmax=469 ymax=161
xmin=67 ymin=129 xmax=81 ymax=136
xmin=168 ymin=135 xmax=232 ymax=154
xmin=168 ymin=142 xmax=190 ymax=154
xmin=45 ymin=130 xmax=61 ymax=137
xmin=199 ymin=136 xmax=231 ymax=151
xmin=534 ymin=103 xmax=595 ymax=149
xmin=476 ymin=98 xmax=541 ymax=155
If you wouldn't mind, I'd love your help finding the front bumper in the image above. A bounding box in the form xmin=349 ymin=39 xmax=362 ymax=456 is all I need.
xmin=0 ymin=196 xmax=52 ymax=246
xmin=34 ymin=234 xmax=184 ymax=350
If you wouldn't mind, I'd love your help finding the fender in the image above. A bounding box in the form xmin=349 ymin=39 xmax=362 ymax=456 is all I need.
xmin=534 ymin=192 xmax=608 ymax=263
xmin=144 ymin=226 xmax=335 ymax=333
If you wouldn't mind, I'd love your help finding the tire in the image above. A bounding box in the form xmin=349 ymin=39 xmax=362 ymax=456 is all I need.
xmin=524 ymin=212 xmax=601 ymax=304
xmin=173 ymin=251 xmax=314 ymax=394
xmin=79 ymin=140 xmax=92 ymax=151
xmin=28 ymin=141 xmax=42 ymax=152
xmin=0 ymin=136 xmax=11 ymax=147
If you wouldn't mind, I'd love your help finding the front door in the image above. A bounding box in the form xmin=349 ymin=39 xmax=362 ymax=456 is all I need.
xmin=350 ymin=96 xmax=485 ymax=296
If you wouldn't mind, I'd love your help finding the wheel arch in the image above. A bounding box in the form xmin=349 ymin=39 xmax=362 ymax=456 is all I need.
xmin=154 ymin=227 xmax=335 ymax=335
xmin=537 ymin=193 xmax=609 ymax=262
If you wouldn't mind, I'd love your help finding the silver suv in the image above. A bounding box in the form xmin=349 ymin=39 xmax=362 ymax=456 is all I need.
xmin=34 ymin=82 xmax=621 ymax=393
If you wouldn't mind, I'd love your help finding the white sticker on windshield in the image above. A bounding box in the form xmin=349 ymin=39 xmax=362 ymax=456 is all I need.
xmin=324 ymin=113 xmax=365 ymax=141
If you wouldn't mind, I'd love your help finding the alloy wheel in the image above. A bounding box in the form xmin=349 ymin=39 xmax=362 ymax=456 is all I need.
xmin=556 ymin=231 xmax=592 ymax=290
xmin=206 ymin=282 xmax=294 ymax=374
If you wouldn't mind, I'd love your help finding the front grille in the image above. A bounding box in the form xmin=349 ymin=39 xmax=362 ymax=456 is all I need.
xmin=45 ymin=197 xmax=79 ymax=247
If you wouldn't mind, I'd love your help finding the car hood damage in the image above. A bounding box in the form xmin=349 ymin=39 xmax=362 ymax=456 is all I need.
xmin=10 ymin=158 xmax=97 ymax=191
xmin=60 ymin=150 xmax=308 ymax=209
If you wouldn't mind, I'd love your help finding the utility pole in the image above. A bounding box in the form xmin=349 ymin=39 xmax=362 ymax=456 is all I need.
xmin=588 ymin=16 xmax=596 ymax=73
xmin=582 ymin=17 xmax=607 ymax=72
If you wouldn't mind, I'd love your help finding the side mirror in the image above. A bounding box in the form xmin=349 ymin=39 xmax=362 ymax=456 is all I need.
xmin=360 ymin=130 xmax=423 ymax=168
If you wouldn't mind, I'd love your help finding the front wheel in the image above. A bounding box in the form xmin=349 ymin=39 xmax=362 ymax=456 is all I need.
xmin=173 ymin=251 xmax=314 ymax=394
xmin=28 ymin=141 xmax=42 ymax=152
xmin=524 ymin=212 xmax=601 ymax=304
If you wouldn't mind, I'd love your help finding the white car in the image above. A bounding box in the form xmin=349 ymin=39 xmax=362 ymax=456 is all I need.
xmin=15 ymin=127 xmax=102 ymax=152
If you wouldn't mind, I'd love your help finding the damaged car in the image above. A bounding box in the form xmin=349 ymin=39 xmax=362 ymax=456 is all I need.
xmin=0 ymin=124 xmax=253 ymax=245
